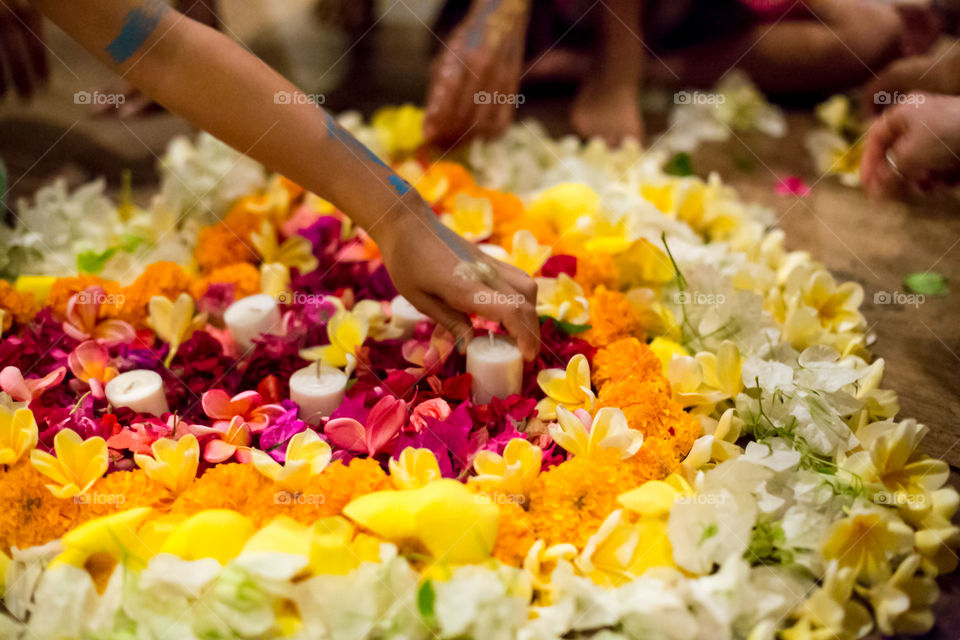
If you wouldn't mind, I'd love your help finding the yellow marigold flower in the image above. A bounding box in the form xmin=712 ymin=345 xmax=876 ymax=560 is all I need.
xmin=389 ymin=447 xmax=442 ymax=490
xmin=492 ymin=500 xmax=538 ymax=567
xmin=147 ymin=293 xmax=208 ymax=366
xmin=50 ymin=507 xmax=155 ymax=577
xmin=0 ymin=406 xmax=38 ymax=465
xmin=372 ymin=104 xmax=424 ymax=157
xmin=550 ymin=406 xmax=643 ymax=459
xmin=471 ymin=438 xmax=543 ymax=500
xmin=822 ymin=508 xmax=914 ymax=586
xmin=134 ymin=435 xmax=200 ymax=494
xmin=507 ymin=230 xmax=551 ymax=275
xmin=30 ymin=428 xmax=108 ymax=499
xmin=344 ymin=479 xmax=499 ymax=563
xmin=440 ymin=193 xmax=494 ymax=242
xmin=300 ymin=308 xmax=369 ymax=372
xmin=251 ymin=429 xmax=332 ymax=493
xmin=161 ymin=509 xmax=256 ymax=564
xmin=536 ymin=273 xmax=590 ymax=325
xmin=251 ymin=220 xmax=319 ymax=275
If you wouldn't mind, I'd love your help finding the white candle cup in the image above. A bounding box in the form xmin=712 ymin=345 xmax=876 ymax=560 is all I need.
xmin=466 ymin=334 xmax=523 ymax=405
xmin=105 ymin=370 xmax=169 ymax=416
xmin=224 ymin=294 xmax=283 ymax=352
xmin=289 ymin=364 xmax=348 ymax=425
xmin=390 ymin=295 xmax=429 ymax=339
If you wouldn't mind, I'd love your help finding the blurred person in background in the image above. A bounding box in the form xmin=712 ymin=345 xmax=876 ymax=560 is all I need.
xmin=424 ymin=0 xmax=934 ymax=147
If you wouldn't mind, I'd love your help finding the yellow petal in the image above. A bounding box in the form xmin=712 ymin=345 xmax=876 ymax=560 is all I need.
xmin=389 ymin=448 xmax=442 ymax=490
xmin=161 ymin=510 xmax=256 ymax=564
xmin=50 ymin=507 xmax=154 ymax=571
xmin=244 ymin=515 xmax=312 ymax=557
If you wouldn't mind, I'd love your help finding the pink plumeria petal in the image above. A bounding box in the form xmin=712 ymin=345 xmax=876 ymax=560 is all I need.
xmin=93 ymin=319 xmax=136 ymax=345
xmin=0 ymin=366 xmax=31 ymax=402
xmin=229 ymin=391 xmax=263 ymax=417
xmin=68 ymin=340 xmax=109 ymax=382
xmin=205 ymin=439 xmax=238 ymax=463
xmin=365 ymin=396 xmax=406 ymax=456
xmin=324 ymin=418 xmax=367 ymax=453
xmin=201 ymin=389 xmax=234 ymax=420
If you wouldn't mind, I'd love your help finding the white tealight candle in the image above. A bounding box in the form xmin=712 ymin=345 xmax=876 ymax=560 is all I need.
xmin=224 ymin=294 xmax=282 ymax=351
xmin=289 ymin=364 xmax=348 ymax=425
xmin=390 ymin=295 xmax=429 ymax=339
xmin=105 ymin=370 xmax=169 ymax=416
xmin=466 ymin=333 xmax=523 ymax=404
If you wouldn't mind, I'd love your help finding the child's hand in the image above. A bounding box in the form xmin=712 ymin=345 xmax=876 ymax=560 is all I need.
xmin=861 ymin=93 xmax=960 ymax=199
xmin=374 ymin=207 xmax=540 ymax=360
xmin=423 ymin=0 xmax=529 ymax=146
xmin=0 ymin=2 xmax=48 ymax=99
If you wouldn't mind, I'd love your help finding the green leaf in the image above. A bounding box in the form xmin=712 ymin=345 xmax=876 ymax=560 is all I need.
xmin=664 ymin=152 xmax=694 ymax=177
xmin=540 ymin=316 xmax=591 ymax=335
xmin=77 ymin=247 xmax=118 ymax=274
xmin=904 ymin=272 xmax=948 ymax=297
xmin=417 ymin=580 xmax=436 ymax=627
xmin=118 ymin=233 xmax=145 ymax=254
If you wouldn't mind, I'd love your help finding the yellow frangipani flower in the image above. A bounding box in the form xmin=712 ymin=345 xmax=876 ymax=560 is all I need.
xmin=245 ymin=175 xmax=294 ymax=217
xmin=310 ymin=516 xmax=382 ymax=575
xmin=344 ymin=479 xmax=499 ymax=564
xmin=440 ymin=193 xmax=494 ymax=242
xmin=371 ymin=104 xmax=425 ymax=157
xmin=243 ymin=515 xmax=312 ymax=558
xmin=251 ymin=220 xmax=319 ymax=275
xmin=50 ymin=507 xmax=155 ymax=573
xmin=14 ymin=274 xmax=56 ymax=305
xmin=550 ymin=406 xmax=643 ymax=459
xmin=523 ymin=540 xmax=578 ymax=590
xmin=471 ymin=438 xmax=543 ymax=499
xmin=161 ymin=510 xmax=256 ymax=564
xmin=527 ymin=183 xmax=600 ymax=232
xmin=535 ymin=273 xmax=590 ymax=325
xmin=667 ymin=341 xmax=743 ymax=409
xmin=30 ymin=428 xmax=108 ymax=499
xmin=822 ymin=508 xmax=914 ymax=586
xmin=0 ymin=405 xmax=38 ymax=465
xmin=576 ymin=475 xmax=691 ymax=587
xmin=854 ymin=553 xmax=938 ymax=636
xmin=251 ymin=429 xmax=332 ymax=493
xmin=614 ymin=238 xmax=675 ymax=287
xmin=260 ymin=262 xmax=291 ymax=300
xmin=147 ymin=293 xmax=208 ymax=366
xmin=389 ymin=447 xmax=442 ymax=490
xmin=535 ymin=353 xmax=595 ymax=421
xmin=781 ymin=560 xmax=872 ymax=640
xmin=134 ymin=435 xmax=200 ymax=494
xmin=352 ymin=299 xmax=403 ymax=341
xmin=648 ymin=336 xmax=689 ymax=370
xmin=508 ymin=230 xmax=551 ymax=275
xmin=299 ymin=309 xmax=369 ymax=372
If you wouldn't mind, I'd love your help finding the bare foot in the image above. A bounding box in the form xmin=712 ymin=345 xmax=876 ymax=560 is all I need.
xmin=570 ymin=79 xmax=642 ymax=147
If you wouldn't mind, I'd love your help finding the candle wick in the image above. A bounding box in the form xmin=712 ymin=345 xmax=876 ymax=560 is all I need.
xmin=123 ymin=381 xmax=136 ymax=393
xmin=315 ymin=359 xmax=322 ymax=378
xmin=488 ymin=330 xmax=494 ymax=345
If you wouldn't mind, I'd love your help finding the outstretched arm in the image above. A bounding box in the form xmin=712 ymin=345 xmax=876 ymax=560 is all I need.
xmin=31 ymin=0 xmax=540 ymax=358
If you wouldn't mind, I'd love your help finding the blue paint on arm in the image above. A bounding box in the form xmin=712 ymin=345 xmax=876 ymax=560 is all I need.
xmin=105 ymin=0 xmax=168 ymax=64
xmin=388 ymin=175 xmax=411 ymax=196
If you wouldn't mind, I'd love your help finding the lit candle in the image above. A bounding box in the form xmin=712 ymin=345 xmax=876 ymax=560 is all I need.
xmin=105 ymin=370 xmax=169 ymax=416
xmin=223 ymin=294 xmax=282 ymax=351
xmin=390 ymin=295 xmax=429 ymax=339
xmin=466 ymin=333 xmax=523 ymax=404
xmin=289 ymin=364 xmax=348 ymax=425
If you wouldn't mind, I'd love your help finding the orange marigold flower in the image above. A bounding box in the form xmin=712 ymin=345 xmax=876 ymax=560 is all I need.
xmin=194 ymin=208 xmax=263 ymax=273
xmin=491 ymin=499 xmax=537 ymax=567
xmin=170 ymin=462 xmax=275 ymax=526
xmin=572 ymin=251 xmax=619 ymax=292
xmin=598 ymin=377 xmax=699 ymax=465
xmin=592 ymin=337 xmax=660 ymax=390
xmin=0 ymin=461 xmax=82 ymax=553
xmin=293 ymin=457 xmax=390 ymax=520
xmin=491 ymin=218 xmax=558 ymax=247
xmin=47 ymin=275 xmax=121 ymax=319
xmin=463 ymin=185 xmax=524 ymax=227
xmin=189 ymin=262 xmax=261 ymax=301
xmin=0 ymin=280 xmax=38 ymax=331
xmin=582 ymin=286 xmax=645 ymax=349
xmin=118 ymin=262 xmax=194 ymax=326
xmin=527 ymin=448 xmax=641 ymax=549
xmin=84 ymin=469 xmax=172 ymax=519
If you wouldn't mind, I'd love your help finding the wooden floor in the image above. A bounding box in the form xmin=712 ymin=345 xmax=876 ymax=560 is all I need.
xmin=0 ymin=7 xmax=958 ymax=634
